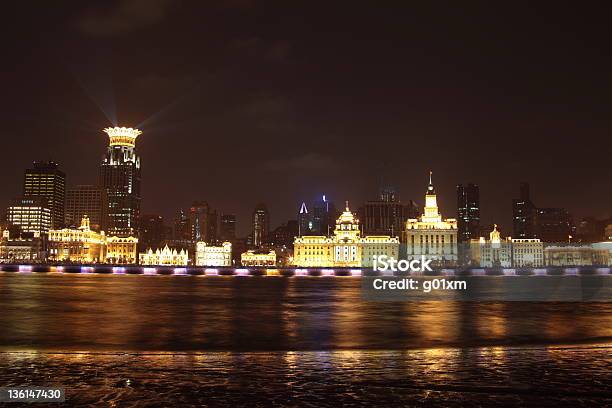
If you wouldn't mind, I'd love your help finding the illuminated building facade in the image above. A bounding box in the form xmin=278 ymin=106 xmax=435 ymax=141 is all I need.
xmin=511 ymin=238 xmax=544 ymax=267
xmin=7 ymin=197 xmax=52 ymax=236
xmin=106 ymin=236 xmax=138 ymax=264
xmin=294 ymin=202 xmax=399 ymax=267
xmin=544 ymin=245 xmax=608 ymax=266
xmin=469 ymin=225 xmax=511 ymax=267
xmin=100 ymin=127 xmax=142 ymax=237
xmin=140 ymin=244 xmax=188 ymax=266
xmin=241 ymin=249 xmax=276 ymax=266
xmin=195 ymin=241 xmax=232 ymax=266
xmin=0 ymin=229 xmax=46 ymax=263
xmin=23 ymin=161 xmax=66 ymax=229
xmin=48 ymin=216 xmax=106 ymax=263
xmin=404 ymin=173 xmax=458 ymax=265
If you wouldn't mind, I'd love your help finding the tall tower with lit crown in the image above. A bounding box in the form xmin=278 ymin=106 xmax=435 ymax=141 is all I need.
xmin=99 ymin=127 xmax=142 ymax=237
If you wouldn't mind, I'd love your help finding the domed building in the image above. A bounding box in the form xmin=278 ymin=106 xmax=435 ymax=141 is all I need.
xmin=294 ymin=202 xmax=399 ymax=267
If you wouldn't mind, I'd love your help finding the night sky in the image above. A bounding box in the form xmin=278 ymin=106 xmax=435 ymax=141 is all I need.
xmin=3 ymin=1 xmax=611 ymax=235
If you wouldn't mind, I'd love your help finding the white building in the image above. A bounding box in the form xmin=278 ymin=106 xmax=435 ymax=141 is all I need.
xmin=195 ymin=241 xmax=232 ymax=266
xmin=404 ymin=172 xmax=458 ymax=266
xmin=293 ymin=202 xmax=399 ymax=267
xmin=470 ymin=225 xmax=512 ymax=267
xmin=139 ymin=245 xmax=188 ymax=266
xmin=511 ymin=238 xmax=544 ymax=267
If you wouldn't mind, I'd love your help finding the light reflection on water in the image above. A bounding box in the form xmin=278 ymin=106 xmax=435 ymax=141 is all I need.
xmin=0 ymin=346 xmax=610 ymax=406
xmin=0 ymin=274 xmax=610 ymax=351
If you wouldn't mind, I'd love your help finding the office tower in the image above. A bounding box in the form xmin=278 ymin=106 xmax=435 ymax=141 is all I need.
xmin=268 ymin=220 xmax=299 ymax=248
xmin=536 ymin=208 xmax=572 ymax=242
xmin=297 ymin=202 xmax=310 ymax=235
xmin=219 ymin=214 xmax=236 ymax=241
xmin=189 ymin=201 xmax=210 ymax=242
xmin=207 ymin=208 xmax=218 ymax=244
xmin=576 ymin=217 xmax=607 ymax=243
xmin=139 ymin=214 xmax=166 ymax=251
xmin=99 ymin=127 xmax=142 ymax=237
xmin=65 ymin=185 xmax=108 ymax=231
xmin=362 ymin=187 xmax=418 ymax=237
xmin=404 ymin=172 xmax=458 ymax=266
xmin=457 ymin=183 xmax=480 ymax=242
xmin=311 ymin=195 xmax=335 ymax=235
xmin=6 ymin=197 xmax=52 ymax=236
xmin=174 ymin=210 xmax=191 ymax=241
xmin=512 ymin=182 xmax=536 ymax=239
xmin=252 ymin=203 xmax=269 ymax=247
xmin=23 ymin=161 xmax=66 ymax=229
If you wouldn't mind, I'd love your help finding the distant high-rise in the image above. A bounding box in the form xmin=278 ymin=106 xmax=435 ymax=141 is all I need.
xmin=311 ymin=195 xmax=335 ymax=235
xmin=7 ymin=197 xmax=52 ymax=236
xmin=23 ymin=161 xmax=65 ymax=229
xmin=219 ymin=214 xmax=236 ymax=241
xmin=297 ymin=202 xmax=310 ymax=235
xmin=139 ymin=214 xmax=166 ymax=251
xmin=512 ymin=182 xmax=536 ymax=239
xmin=207 ymin=208 xmax=218 ymax=244
xmin=536 ymin=208 xmax=572 ymax=242
xmin=252 ymin=203 xmax=269 ymax=247
xmin=173 ymin=209 xmax=191 ymax=241
xmin=189 ymin=201 xmax=210 ymax=242
xmin=267 ymin=220 xmax=299 ymax=248
xmin=99 ymin=127 xmax=142 ymax=237
xmin=362 ymin=187 xmax=418 ymax=237
xmin=457 ymin=183 xmax=480 ymax=242
xmin=65 ymin=185 xmax=108 ymax=231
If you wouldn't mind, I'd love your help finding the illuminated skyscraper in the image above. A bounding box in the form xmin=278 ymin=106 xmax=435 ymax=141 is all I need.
xmin=23 ymin=161 xmax=65 ymax=229
xmin=252 ymin=203 xmax=269 ymax=247
xmin=457 ymin=183 xmax=480 ymax=242
xmin=99 ymin=127 xmax=142 ymax=237
xmin=7 ymin=197 xmax=52 ymax=236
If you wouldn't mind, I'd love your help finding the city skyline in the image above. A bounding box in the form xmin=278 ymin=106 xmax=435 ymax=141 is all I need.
xmin=3 ymin=2 xmax=611 ymax=237
xmin=1 ymin=141 xmax=610 ymax=239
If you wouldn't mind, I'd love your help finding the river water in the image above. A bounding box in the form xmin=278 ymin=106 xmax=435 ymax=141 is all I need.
xmin=0 ymin=273 xmax=610 ymax=406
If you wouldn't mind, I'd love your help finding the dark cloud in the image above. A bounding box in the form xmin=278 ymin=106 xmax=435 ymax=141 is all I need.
xmin=76 ymin=0 xmax=172 ymax=37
